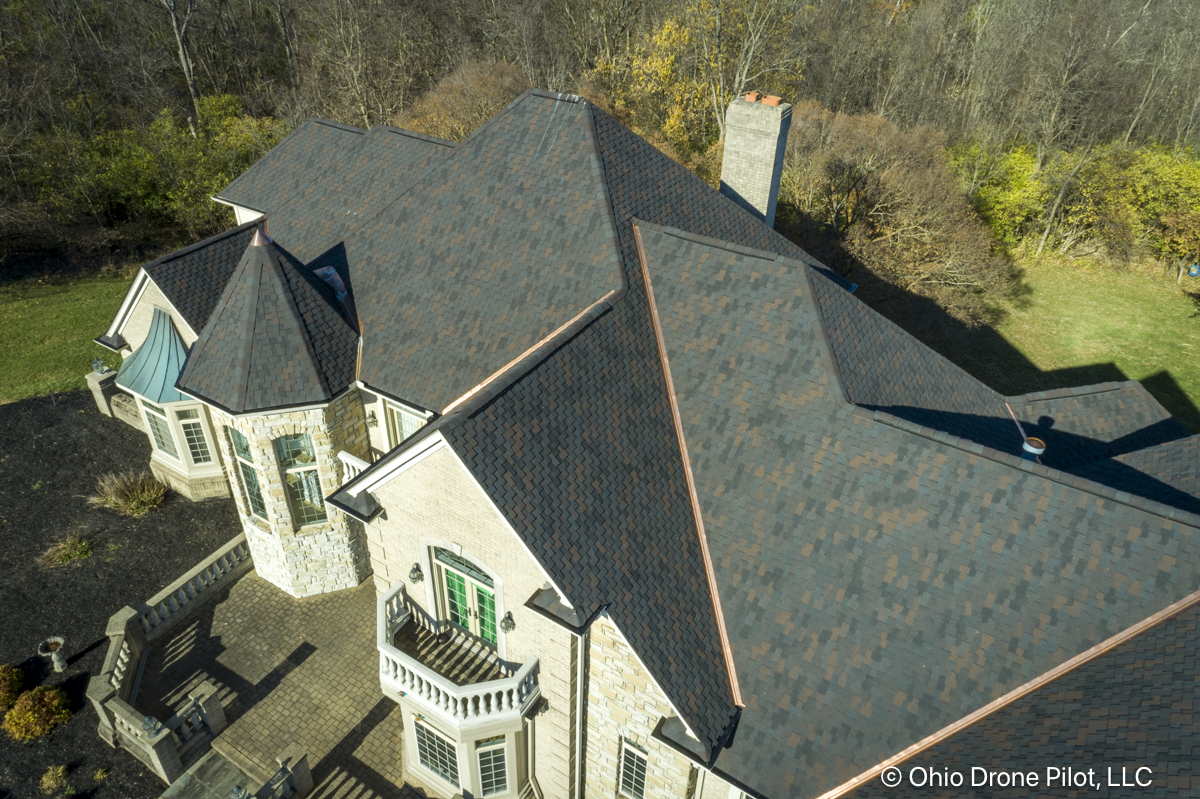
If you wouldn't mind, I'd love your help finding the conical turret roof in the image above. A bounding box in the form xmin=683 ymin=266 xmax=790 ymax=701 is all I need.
xmin=177 ymin=229 xmax=358 ymax=414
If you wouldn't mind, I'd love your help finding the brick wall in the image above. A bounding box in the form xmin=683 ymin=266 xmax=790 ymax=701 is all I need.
xmin=585 ymin=612 xmax=697 ymax=799
xmin=208 ymin=390 xmax=371 ymax=598
xmin=368 ymin=444 xmax=575 ymax=797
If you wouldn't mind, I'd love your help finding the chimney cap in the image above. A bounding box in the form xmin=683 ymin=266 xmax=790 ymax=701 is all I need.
xmin=762 ymin=95 xmax=782 ymax=107
xmin=745 ymin=91 xmax=762 ymax=103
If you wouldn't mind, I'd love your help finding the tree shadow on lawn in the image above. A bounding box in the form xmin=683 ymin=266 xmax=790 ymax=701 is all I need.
xmin=780 ymin=216 xmax=1200 ymax=434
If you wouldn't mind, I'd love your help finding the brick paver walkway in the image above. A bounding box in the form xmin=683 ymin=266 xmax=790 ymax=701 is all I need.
xmin=137 ymin=572 xmax=429 ymax=799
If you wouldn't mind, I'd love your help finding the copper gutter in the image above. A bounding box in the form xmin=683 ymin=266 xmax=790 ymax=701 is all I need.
xmin=633 ymin=223 xmax=744 ymax=709
xmin=815 ymin=585 xmax=1200 ymax=799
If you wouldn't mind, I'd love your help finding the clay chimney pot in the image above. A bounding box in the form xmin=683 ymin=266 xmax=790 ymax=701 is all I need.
xmin=745 ymin=91 xmax=762 ymax=103
xmin=762 ymin=95 xmax=782 ymax=107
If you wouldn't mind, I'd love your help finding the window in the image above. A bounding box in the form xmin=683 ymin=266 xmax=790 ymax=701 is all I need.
xmin=619 ymin=742 xmax=648 ymax=799
xmin=176 ymin=409 xmax=212 ymax=464
xmin=141 ymin=400 xmax=178 ymax=459
xmin=229 ymin=428 xmax=267 ymax=519
xmin=386 ymin=401 xmax=428 ymax=447
xmin=434 ymin=547 xmax=497 ymax=645
xmin=275 ymin=434 xmax=327 ymax=525
xmin=476 ymin=736 xmax=508 ymax=796
xmin=415 ymin=720 xmax=459 ymax=787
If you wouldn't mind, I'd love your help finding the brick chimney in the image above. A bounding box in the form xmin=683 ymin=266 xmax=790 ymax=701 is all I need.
xmin=719 ymin=93 xmax=792 ymax=227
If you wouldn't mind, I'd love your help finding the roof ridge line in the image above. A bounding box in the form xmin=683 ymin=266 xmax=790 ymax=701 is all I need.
xmin=633 ymin=223 xmax=743 ymax=729
xmin=143 ymin=219 xmax=261 ymax=274
xmin=369 ymin=124 xmax=456 ymax=148
xmin=583 ymin=104 xmax=628 ymax=287
xmin=631 ymin=218 xmax=782 ymax=262
xmin=264 ymin=246 xmax=330 ymax=397
xmin=867 ymin=405 xmax=1200 ymax=527
xmin=1007 ymin=380 xmax=1142 ymax=403
xmin=813 ymin=585 xmax=1200 ymax=799
xmin=230 ymin=244 xmax=262 ymax=412
xmin=213 ymin=118 xmax=366 ymax=210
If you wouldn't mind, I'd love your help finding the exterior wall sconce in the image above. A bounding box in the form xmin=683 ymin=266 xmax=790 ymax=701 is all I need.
xmin=409 ymin=563 xmax=424 ymax=583
xmin=500 ymin=612 xmax=516 ymax=633
xmin=366 ymin=410 xmax=378 ymax=428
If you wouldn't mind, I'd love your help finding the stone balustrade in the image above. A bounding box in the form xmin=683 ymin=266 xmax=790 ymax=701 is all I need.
xmin=259 ymin=743 xmax=315 ymax=799
xmin=139 ymin=534 xmax=253 ymax=640
xmin=91 ymin=534 xmax=249 ymax=784
xmin=377 ymin=580 xmax=540 ymax=732
xmin=337 ymin=450 xmax=372 ymax=483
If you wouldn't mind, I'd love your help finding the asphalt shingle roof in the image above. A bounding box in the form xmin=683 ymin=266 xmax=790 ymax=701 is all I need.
xmin=214 ymin=119 xmax=365 ymax=215
xmin=844 ymin=600 xmax=1200 ymax=798
xmin=266 ymin=125 xmax=455 ymax=263
xmin=142 ymin=222 xmax=259 ymax=336
xmin=178 ymin=233 xmax=358 ymax=413
xmin=812 ymin=269 xmax=1018 ymax=453
xmin=635 ymin=223 xmax=1200 ymax=799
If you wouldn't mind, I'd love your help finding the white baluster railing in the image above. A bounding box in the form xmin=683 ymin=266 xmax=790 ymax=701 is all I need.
xmin=337 ymin=450 xmax=371 ymax=484
xmin=377 ymin=580 xmax=540 ymax=732
xmin=139 ymin=535 xmax=253 ymax=639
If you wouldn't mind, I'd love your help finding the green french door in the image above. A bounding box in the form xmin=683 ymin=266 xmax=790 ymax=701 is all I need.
xmin=435 ymin=548 xmax=497 ymax=645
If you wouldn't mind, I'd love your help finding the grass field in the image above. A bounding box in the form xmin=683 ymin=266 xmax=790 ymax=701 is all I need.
xmin=940 ymin=260 xmax=1200 ymax=433
xmin=0 ymin=273 xmax=129 ymax=403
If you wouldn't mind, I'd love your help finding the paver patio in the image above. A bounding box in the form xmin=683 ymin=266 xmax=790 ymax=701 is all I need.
xmin=136 ymin=571 xmax=429 ymax=799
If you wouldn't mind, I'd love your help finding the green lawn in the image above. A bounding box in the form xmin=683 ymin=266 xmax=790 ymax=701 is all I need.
xmin=945 ymin=262 xmax=1200 ymax=433
xmin=0 ymin=273 xmax=131 ymax=403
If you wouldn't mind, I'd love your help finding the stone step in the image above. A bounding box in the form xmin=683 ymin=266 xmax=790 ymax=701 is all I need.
xmin=159 ymin=750 xmax=261 ymax=799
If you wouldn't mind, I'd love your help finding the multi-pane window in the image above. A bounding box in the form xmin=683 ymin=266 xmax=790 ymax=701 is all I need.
xmin=141 ymin=400 xmax=179 ymax=459
xmin=275 ymin=434 xmax=327 ymax=526
xmin=619 ymin=742 xmax=648 ymax=799
xmin=414 ymin=720 xmax=459 ymax=787
xmin=229 ymin=428 xmax=267 ymax=519
xmin=434 ymin=548 xmax=498 ymax=645
xmin=175 ymin=409 xmax=212 ymax=464
xmin=476 ymin=736 xmax=508 ymax=796
xmin=386 ymin=401 xmax=428 ymax=447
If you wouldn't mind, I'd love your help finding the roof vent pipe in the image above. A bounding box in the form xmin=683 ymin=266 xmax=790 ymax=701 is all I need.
xmin=719 ymin=92 xmax=792 ymax=227
xmin=1022 ymin=437 xmax=1046 ymax=462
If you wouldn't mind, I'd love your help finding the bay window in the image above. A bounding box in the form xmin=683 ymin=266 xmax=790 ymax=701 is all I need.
xmin=176 ymin=408 xmax=212 ymax=464
xmin=414 ymin=720 xmax=460 ymax=787
xmin=477 ymin=735 xmax=508 ymax=796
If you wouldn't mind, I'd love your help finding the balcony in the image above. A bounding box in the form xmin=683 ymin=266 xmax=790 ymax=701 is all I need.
xmin=377 ymin=581 xmax=540 ymax=732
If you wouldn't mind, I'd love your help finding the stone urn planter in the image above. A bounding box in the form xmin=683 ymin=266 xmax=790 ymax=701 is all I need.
xmin=38 ymin=636 xmax=67 ymax=673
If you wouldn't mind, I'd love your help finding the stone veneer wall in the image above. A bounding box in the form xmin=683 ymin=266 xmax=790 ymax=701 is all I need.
xmin=368 ymin=444 xmax=575 ymax=798
xmin=209 ymin=388 xmax=372 ymax=597
xmin=584 ymin=612 xmax=698 ymax=799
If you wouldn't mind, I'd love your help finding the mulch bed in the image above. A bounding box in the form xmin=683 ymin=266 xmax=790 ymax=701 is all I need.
xmin=0 ymin=390 xmax=241 ymax=799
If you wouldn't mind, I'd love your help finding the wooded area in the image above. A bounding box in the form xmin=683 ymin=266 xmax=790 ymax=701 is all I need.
xmin=2 ymin=0 xmax=1199 ymax=319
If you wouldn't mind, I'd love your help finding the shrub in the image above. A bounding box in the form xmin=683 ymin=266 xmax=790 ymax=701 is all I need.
xmin=88 ymin=470 xmax=168 ymax=517
xmin=2 ymin=686 xmax=71 ymax=740
xmin=40 ymin=765 xmax=67 ymax=795
xmin=38 ymin=535 xmax=93 ymax=567
xmin=0 ymin=664 xmax=23 ymax=710
xmin=778 ymin=100 xmax=1011 ymax=324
